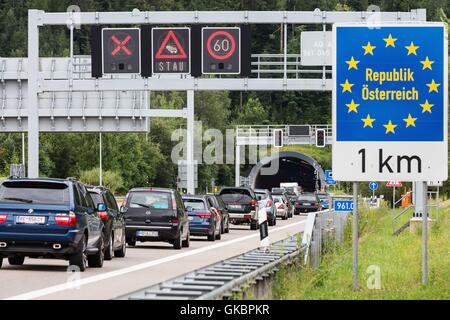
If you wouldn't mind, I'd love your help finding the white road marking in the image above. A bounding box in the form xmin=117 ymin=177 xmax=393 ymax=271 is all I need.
xmin=5 ymin=219 xmax=307 ymax=300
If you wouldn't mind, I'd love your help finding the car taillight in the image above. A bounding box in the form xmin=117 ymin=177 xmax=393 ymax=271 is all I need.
xmin=98 ymin=211 xmax=108 ymax=220
xmin=295 ymin=202 xmax=301 ymax=208
xmin=197 ymin=213 xmax=212 ymax=219
xmin=170 ymin=217 xmax=179 ymax=226
xmin=266 ymin=200 xmax=273 ymax=208
xmin=172 ymin=198 xmax=177 ymax=210
xmin=0 ymin=214 xmax=8 ymax=224
xmin=279 ymin=204 xmax=285 ymax=209
xmin=55 ymin=212 xmax=77 ymax=227
xmin=251 ymin=199 xmax=256 ymax=207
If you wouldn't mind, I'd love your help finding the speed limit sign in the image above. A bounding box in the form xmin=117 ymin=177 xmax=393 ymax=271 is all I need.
xmin=202 ymin=27 xmax=241 ymax=74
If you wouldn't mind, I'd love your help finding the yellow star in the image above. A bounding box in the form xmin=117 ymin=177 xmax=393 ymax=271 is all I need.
xmin=383 ymin=34 xmax=397 ymax=47
xmin=340 ymin=79 xmax=354 ymax=93
xmin=420 ymin=100 xmax=434 ymax=113
xmin=383 ymin=120 xmax=397 ymax=134
xmin=426 ymin=79 xmax=440 ymax=93
xmin=362 ymin=42 xmax=376 ymax=55
xmin=405 ymin=42 xmax=419 ymax=55
xmin=361 ymin=114 xmax=375 ymax=128
xmin=346 ymin=56 xmax=360 ymax=70
xmin=420 ymin=56 xmax=434 ymax=70
xmin=346 ymin=100 xmax=360 ymax=113
xmin=403 ymin=114 xmax=417 ymax=128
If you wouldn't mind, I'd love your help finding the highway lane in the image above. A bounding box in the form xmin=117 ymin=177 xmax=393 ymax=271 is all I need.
xmin=0 ymin=215 xmax=307 ymax=300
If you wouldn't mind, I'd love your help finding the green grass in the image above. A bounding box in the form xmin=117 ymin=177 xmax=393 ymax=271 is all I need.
xmin=272 ymin=205 xmax=450 ymax=300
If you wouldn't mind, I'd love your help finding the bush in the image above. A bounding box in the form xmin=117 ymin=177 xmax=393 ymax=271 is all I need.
xmin=79 ymin=168 xmax=124 ymax=194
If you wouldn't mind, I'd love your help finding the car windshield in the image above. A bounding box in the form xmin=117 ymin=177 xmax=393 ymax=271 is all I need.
xmin=128 ymin=192 xmax=171 ymax=209
xmin=273 ymin=195 xmax=284 ymax=202
xmin=183 ymin=199 xmax=206 ymax=211
xmin=0 ymin=181 xmax=70 ymax=205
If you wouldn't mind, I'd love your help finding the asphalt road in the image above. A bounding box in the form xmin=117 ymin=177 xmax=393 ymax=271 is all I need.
xmin=0 ymin=215 xmax=307 ymax=300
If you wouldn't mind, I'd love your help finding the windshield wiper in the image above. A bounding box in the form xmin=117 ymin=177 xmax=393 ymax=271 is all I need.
xmin=131 ymin=202 xmax=150 ymax=209
xmin=2 ymin=197 xmax=34 ymax=203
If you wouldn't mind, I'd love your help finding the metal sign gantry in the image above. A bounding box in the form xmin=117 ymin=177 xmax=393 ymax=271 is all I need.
xmin=0 ymin=9 xmax=427 ymax=194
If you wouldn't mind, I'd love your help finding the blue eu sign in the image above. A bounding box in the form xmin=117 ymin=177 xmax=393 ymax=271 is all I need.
xmin=332 ymin=23 xmax=448 ymax=182
xmin=325 ymin=170 xmax=337 ymax=185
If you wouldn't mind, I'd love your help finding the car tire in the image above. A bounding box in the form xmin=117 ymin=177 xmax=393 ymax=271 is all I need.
xmin=88 ymin=235 xmax=104 ymax=268
xmin=127 ymin=239 xmax=136 ymax=247
xmin=250 ymin=220 xmax=258 ymax=230
xmin=282 ymin=214 xmax=288 ymax=221
xmin=268 ymin=217 xmax=274 ymax=226
xmin=215 ymin=223 xmax=222 ymax=240
xmin=182 ymin=231 xmax=190 ymax=248
xmin=274 ymin=217 xmax=277 ymax=226
xmin=8 ymin=256 xmax=25 ymax=266
xmin=173 ymin=232 xmax=183 ymax=250
xmin=207 ymin=232 xmax=215 ymax=241
xmin=0 ymin=256 xmax=3 ymax=269
xmin=104 ymin=232 xmax=114 ymax=261
xmin=225 ymin=219 xmax=230 ymax=233
xmin=220 ymin=219 xmax=225 ymax=234
xmin=69 ymin=235 xmax=87 ymax=272
xmin=114 ymin=234 xmax=127 ymax=258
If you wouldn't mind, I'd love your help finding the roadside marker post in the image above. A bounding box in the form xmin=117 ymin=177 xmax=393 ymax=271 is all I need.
xmin=258 ymin=208 xmax=270 ymax=252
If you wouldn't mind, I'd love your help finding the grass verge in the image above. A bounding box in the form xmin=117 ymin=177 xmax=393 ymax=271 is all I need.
xmin=272 ymin=204 xmax=450 ymax=299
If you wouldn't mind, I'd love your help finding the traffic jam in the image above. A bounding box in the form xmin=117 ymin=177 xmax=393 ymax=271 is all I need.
xmin=0 ymin=178 xmax=328 ymax=271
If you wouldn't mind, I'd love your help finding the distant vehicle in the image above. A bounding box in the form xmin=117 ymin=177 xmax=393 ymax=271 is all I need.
xmin=271 ymin=188 xmax=293 ymax=219
xmin=87 ymin=186 xmax=126 ymax=260
xmin=122 ymin=188 xmax=190 ymax=250
xmin=219 ymin=187 xmax=260 ymax=230
xmin=294 ymin=193 xmax=322 ymax=214
xmin=272 ymin=194 xmax=289 ymax=220
xmin=182 ymin=195 xmax=221 ymax=241
xmin=254 ymin=189 xmax=277 ymax=226
xmin=317 ymin=192 xmax=330 ymax=210
xmin=280 ymin=183 xmax=301 ymax=195
xmin=207 ymin=195 xmax=230 ymax=234
xmin=0 ymin=178 xmax=105 ymax=271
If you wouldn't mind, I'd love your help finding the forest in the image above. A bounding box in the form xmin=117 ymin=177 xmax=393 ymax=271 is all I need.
xmin=0 ymin=0 xmax=449 ymax=196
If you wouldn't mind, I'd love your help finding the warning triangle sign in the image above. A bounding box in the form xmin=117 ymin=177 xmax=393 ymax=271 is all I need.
xmin=155 ymin=30 xmax=188 ymax=59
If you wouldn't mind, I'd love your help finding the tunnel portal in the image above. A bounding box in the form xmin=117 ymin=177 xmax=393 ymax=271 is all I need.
xmin=248 ymin=151 xmax=325 ymax=193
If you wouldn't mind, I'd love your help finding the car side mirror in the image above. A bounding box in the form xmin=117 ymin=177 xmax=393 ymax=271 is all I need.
xmin=97 ymin=203 xmax=107 ymax=212
xmin=120 ymin=206 xmax=128 ymax=214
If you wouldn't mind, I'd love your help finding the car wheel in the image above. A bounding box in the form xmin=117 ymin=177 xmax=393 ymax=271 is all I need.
xmin=268 ymin=217 xmax=274 ymax=226
xmin=274 ymin=217 xmax=277 ymax=226
xmin=8 ymin=256 xmax=25 ymax=266
xmin=250 ymin=220 xmax=258 ymax=230
xmin=173 ymin=231 xmax=183 ymax=250
xmin=114 ymin=233 xmax=127 ymax=258
xmin=69 ymin=235 xmax=87 ymax=272
xmin=127 ymin=239 xmax=136 ymax=247
xmin=88 ymin=235 xmax=104 ymax=268
xmin=182 ymin=230 xmax=190 ymax=248
xmin=0 ymin=256 xmax=3 ymax=269
xmin=207 ymin=232 xmax=216 ymax=241
xmin=104 ymin=232 xmax=114 ymax=261
xmin=215 ymin=222 xmax=222 ymax=240
xmin=225 ymin=219 xmax=230 ymax=233
xmin=220 ymin=219 xmax=225 ymax=234
xmin=282 ymin=213 xmax=288 ymax=220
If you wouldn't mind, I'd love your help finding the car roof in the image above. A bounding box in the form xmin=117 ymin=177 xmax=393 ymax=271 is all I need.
xmin=129 ymin=187 xmax=175 ymax=193
xmin=254 ymin=189 xmax=270 ymax=193
xmin=3 ymin=178 xmax=73 ymax=185
xmin=86 ymin=186 xmax=111 ymax=194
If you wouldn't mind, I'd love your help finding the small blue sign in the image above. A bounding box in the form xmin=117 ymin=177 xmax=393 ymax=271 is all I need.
xmin=325 ymin=170 xmax=337 ymax=185
xmin=334 ymin=200 xmax=354 ymax=212
xmin=369 ymin=181 xmax=378 ymax=191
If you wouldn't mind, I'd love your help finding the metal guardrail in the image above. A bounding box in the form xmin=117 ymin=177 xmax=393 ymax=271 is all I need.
xmin=119 ymin=208 xmax=349 ymax=300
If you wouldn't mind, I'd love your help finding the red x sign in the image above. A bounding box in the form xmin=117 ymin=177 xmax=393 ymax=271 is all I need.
xmin=111 ymin=35 xmax=132 ymax=56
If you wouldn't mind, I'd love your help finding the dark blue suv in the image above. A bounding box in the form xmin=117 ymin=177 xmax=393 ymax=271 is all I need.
xmin=0 ymin=178 xmax=105 ymax=271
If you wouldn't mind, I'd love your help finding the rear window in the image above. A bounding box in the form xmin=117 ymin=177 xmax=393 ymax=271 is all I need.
xmin=89 ymin=192 xmax=104 ymax=206
xmin=183 ymin=199 xmax=206 ymax=211
xmin=317 ymin=194 xmax=328 ymax=199
xmin=128 ymin=191 xmax=172 ymax=209
xmin=255 ymin=192 xmax=268 ymax=201
xmin=0 ymin=181 xmax=70 ymax=205
xmin=298 ymin=195 xmax=317 ymax=202
xmin=220 ymin=189 xmax=253 ymax=204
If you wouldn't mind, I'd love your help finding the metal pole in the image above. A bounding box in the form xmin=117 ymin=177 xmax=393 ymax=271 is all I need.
xmin=235 ymin=144 xmax=240 ymax=187
xmin=186 ymin=90 xmax=195 ymax=195
xmin=352 ymin=182 xmax=359 ymax=291
xmin=21 ymin=133 xmax=25 ymax=166
xmin=99 ymin=133 xmax=103 ymax=186
xmin=415 ymin=182 xmax=428 ymax=285
xmin=393 ymin=186 xmax=395 ymax=209
xmin=27 ymin=10 xmax=40 ymax=178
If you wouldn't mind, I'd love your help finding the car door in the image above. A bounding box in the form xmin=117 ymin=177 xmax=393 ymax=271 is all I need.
xmin=105 ymin=191 xmax=122 ymax=248
xmin=175 ymin=192 xmax=188 ymax=238
xmin=78 ymin=184 xmax=102 ymax=247
xmin=207 ymin=197 xmax=220 ymax=232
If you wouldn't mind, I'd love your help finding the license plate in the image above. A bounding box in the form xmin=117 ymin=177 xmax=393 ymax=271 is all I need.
xmin=137 ymin=231 xmax=158 ymax=237
xmin=228 ymin=205 xmax=242 ymax=209
xmin=16 ymin=216 xmax=46 ymax=225
xmin=303 ymin=203 xmax=311 ymax=206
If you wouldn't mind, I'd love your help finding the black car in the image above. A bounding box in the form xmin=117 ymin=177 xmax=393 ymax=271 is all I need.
xmin=182 ymin=195 xmax=221 ymax=241
xmin=87 ymin=186 xmax=126 ymax=260
xmin=0 ymin=178 xmax=105 ymax=271
xmin=294 ymin=193 xmax=322 ymax=214
xmin=207 ymin=195 xmax=230 ymax=234
xmin=219 ymin=187 xmax=260 ymax=230
xmin=122 ymin=188 xmax=190 ymax=250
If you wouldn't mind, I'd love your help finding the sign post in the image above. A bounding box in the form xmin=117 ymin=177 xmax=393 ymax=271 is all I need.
xmin=333 ymin=23 xmax=448 ymax=287
xmin=352 ymin=182 xmax=359 ymax=290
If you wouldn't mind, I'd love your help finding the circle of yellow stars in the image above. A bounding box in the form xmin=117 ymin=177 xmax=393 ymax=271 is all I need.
xmin=340 ymin=33 xmax=440 ymax=135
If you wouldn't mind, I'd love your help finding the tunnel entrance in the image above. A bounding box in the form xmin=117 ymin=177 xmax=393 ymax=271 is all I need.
xmin=248 ymin=151 xmax=325 ymax=193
